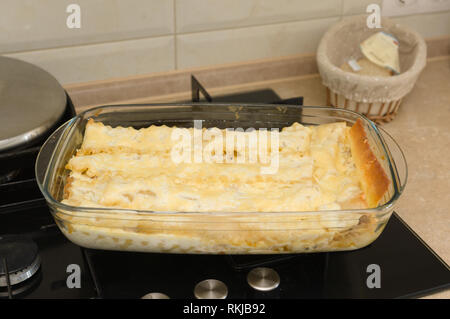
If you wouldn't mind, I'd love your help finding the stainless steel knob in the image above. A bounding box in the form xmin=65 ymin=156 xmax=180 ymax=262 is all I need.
xmin=141 ymin=292 xmax=170 ymax=299
xmin=194 ymin=279 xmax=228 ymax=299
xmin=247 ymin=267 xmax=280 ymax=291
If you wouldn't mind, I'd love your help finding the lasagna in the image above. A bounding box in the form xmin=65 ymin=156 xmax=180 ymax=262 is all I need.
xmin=62 ymin=119 xmax=390 ymax=212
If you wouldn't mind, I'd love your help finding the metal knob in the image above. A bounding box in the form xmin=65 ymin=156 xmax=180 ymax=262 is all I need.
xmin=247 ymin=267 xmax=280 ymax=291
xmin=194 ymin=279 xmax=228 ymax=299
xmin=141 ymin=292 xmax=170 ymax=299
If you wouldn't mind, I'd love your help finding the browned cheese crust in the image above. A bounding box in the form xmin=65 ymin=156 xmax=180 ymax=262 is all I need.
xmin=63 ymin=176 xmax=73 ymax=200
xmin=349 ymin=119 xmax=390 ymax=207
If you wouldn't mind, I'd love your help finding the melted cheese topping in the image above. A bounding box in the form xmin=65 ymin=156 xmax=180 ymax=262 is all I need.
xmin=62 ymin=120 xmax=366 ymax=212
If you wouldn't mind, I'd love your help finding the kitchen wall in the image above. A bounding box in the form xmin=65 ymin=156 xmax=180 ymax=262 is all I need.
xmin=1 ymin=0 xmax=449 ymax=84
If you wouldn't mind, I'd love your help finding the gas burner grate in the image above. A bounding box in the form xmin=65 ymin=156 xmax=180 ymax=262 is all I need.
xmin=0 ymin=235 xmax=42 ymax=299
xmin=190 ymin=75 xmax=303 ymax=106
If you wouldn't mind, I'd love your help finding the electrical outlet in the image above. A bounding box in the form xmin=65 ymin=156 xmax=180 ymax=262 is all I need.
xmin=382 ymin=0 xmax=450 ymax=17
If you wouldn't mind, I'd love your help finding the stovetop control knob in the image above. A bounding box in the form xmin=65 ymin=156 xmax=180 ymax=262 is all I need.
xmin=194 ymin=279 xmax=228 ymax=299
xmin=247 ymin=267 xmax=280 ymax=291
xmin=141 ymin=292 xmax=170 ymax=299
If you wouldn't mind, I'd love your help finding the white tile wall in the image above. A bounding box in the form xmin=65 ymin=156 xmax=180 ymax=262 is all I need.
xmin=0 ymin=0 xmax=448 ymax=84
xmin=177 ymin=17 xmax=340 ymax=69
xmin=176 ymin=0 xmax=342 ymax=33
xmin=343 ymin=0 xmax=383 ymax=16
xmin=0 ymin=0 xmax=174 ymax=53
xmin=392 ymin=10 xmax=450 ymax=38
xmin=5 ymin=36 xmax=175 ymax=83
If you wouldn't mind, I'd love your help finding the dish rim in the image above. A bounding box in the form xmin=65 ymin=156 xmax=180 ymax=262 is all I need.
xmin=35 ymin=103 xmax=407 ymax=219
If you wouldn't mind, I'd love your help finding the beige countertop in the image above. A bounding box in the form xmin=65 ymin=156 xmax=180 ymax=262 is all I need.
xmin=68 ymin=55 xmax=450 ymax=298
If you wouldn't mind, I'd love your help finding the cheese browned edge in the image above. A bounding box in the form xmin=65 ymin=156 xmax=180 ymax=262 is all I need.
xmin=63 ymin=176 xmax=73 ymax=200
xmin=348 ymin=119 xmax=390 ymax=208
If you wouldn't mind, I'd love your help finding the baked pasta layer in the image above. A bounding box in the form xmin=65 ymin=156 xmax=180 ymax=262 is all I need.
xmin=62 ymin=119 xmax=389 ymax=212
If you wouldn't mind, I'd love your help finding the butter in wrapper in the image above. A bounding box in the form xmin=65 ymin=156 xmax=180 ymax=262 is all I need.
xmin=360 ymin=31 xmax=400 ymax=74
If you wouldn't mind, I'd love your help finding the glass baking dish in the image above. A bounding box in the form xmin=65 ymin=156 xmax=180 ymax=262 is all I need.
xmin=35 ymin=104 xmax=407 ymax=254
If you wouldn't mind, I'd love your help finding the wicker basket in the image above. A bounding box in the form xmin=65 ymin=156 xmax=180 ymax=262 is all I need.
xmin=326 ymin=87 xmax=403 ymax=122
xmin=317 ymin=16 xmax=427 ymax=123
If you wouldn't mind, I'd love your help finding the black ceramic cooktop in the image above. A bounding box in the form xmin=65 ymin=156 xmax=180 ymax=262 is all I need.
xmin=82 ymin=212 xmax=450 ymax=299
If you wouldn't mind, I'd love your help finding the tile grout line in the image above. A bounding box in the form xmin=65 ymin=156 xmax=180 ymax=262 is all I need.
xmin=175 ymin=8 xmax=450 ymax=36
xmin=1 ymin=14 xmax=341 ymax=56
xmin=176 ymin=13 xmax=342 ymax=36
xmin=9 ymin=8 xmax=448 ymax=56
xmin=4 ymin=5 xmax=343 ymax=60
xmin=2 ymin=33 xmax=175 ymax=55
xmin=2 ymin=7 xmax=450 ymax=56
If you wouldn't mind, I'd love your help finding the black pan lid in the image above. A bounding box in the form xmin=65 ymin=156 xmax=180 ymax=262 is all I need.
xmin=0 ymin=57 xmax=66 ymax=152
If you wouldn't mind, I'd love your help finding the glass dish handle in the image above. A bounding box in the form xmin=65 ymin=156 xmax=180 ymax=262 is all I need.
xmin=35 ymin=122 xmax=70 ymax=188
xmin=378 ymin=126 xmax=408 ymax=193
